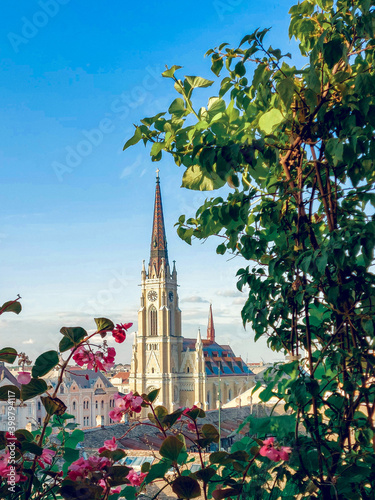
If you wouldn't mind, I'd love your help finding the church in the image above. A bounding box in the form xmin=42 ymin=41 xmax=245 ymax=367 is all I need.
xmin=129 ymin=173 xmax=254 ymax=412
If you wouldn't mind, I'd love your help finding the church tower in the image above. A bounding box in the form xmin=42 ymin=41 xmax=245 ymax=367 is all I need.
xmin=129 ymin=171 xmax=182 ymax=411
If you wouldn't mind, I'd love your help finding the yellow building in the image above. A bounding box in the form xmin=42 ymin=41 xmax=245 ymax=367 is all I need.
xmin=129 ymin=173 xmax=254 ymax=412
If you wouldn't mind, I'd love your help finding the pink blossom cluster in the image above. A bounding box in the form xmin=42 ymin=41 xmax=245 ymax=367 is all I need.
xmin=259 ymin=437 xmax=291 ymax=462
xmin=127 ymin=469 xmax=147 ymax=487
xmin=0 ymin=449 xmax=26 ymax=484
xmin=179 ymin=405 xmax=199 ymax=431
xmin=37 ymin=449 xmax=56 ymax=469
xmin=68 ymin=455 xmax=111 ymax=481
xmin=72 ymin=345 xmax=116 ymax=372
xmin=111 ymin=323 xmax=133 ymax=343
xmin=109 ymin=392 xmax=144 ymax=422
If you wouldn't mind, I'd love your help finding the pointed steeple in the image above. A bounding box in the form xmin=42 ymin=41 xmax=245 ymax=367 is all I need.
xmin=207 ymin=304 xmax=215 ymax=343
xmin=149 ymin=170 xmax=169 ymax=276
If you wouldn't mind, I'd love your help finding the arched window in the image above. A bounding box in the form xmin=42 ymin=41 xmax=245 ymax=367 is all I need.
xmin=151 ymin=368 xmax=155 ymax=374
xmin=101 ymin=400 xmax=104 ymax=409
xmin=37 ymin=402 xmax=41 ymax=411
xmin=73 ymin=401 xmax=76 ymax=411
xmin=228 ymin=389 xmax=232 ymax=401
xmin=187 ymin=367 xmax=190 ymax=373
xmin=95 ymin=401 xmax=98 ymax=410
xmin=207 ymin=391 xmax=211 ymax=409
xmin=150 ymin=305 xmax=157 ymax=336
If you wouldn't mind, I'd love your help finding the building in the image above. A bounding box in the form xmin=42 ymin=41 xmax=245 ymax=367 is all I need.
xmin=50 ymin=367 xmax=118 ymax=428
xmin=0 ymin=362 xmax=45 ymax=431
xmin=129 ymin=173 xmax=254 ymax=412
xmin=109 ymin=371 xmax=130 ymax=393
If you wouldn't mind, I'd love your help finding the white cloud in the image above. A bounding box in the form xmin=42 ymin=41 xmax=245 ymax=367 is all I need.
xmin=216 ymin=289 xmax=243 ymax=298
xmin=181 ymin=296 xmax=209 ymax=303
xmin=22 ymin=338 xmax=34 ymax=344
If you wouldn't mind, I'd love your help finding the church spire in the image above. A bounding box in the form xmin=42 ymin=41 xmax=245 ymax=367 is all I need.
xmin=207 ymin=304 xmax=215 ymax=343
xmin=149 ymin=170 xmax=169 ymax=276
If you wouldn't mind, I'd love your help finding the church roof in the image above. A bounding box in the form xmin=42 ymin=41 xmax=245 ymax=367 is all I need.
xmin=149 ymin=172 xmax=169 ymax=275
xmin=182 ymin=339 xmax=253 ymax=378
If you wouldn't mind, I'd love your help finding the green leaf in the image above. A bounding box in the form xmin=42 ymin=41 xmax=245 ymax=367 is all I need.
xmin=59 ymin=336 xmax=74 ymax=353
xmin=159 ymin=436 xmax=184 ymax=461
xmin=185 ymin=76 xmax=214 ymax=89
xmin=145 ymin=460 xmax=171 ymax=484
xmin=182 ymin=165 xmax=226 ymax=191
xmin=94 ymin=317 xmax=115 ymax=333
xmin=32 ymin=350 xmax=59 ymax=378
xmin=60 ymin=326 xmax=87 ymax=342
xmin=21 ymin=378 xmax=48 ymax=401
xmin=0 ymin=385 xmax=21 ymax=401
xmin=107 ymin=465 xmax=132 ymax=487
xmin=21 ymin=441 xmax=43 ymax=456
xmin=41 ymin=396 xmax=67 ymax=416
xmin=323 ymin=39 xmax=344 ymax=69
xmin=63 ymin=447 xmax=79 ymax=464
xmin=162 ymin=65 xmax=183 ymax=78
xmin=172 ymin=476 xmax=201 ymax=499
xmin=0 ymin=347 xmax=17 ymax=364
xmin=15 ymin=429 xmax=34 ymax=442
xmin=193 ymin=467 xmax=216 ymax=482
xmin=145 ymin=388 xmax=160 ymax=404
xmin=1 ymin=300 xmax=21 ymax=315
xmin=169 ymin=98 xmax=187 ymax=118
xmin=277 ymin=77 xmax=294 ymax=109
xmin=123 ymin=126 xmax=142 ymax=151
xmin=258 ymin=109 xmax=284 ymax=134
xmin=201 ymin=424 xmax=219 ymax=443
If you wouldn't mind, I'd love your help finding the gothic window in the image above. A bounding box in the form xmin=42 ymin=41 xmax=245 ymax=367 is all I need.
xmin=95 ymin=401 xmax=98 ymax=410
xmin=186 ymin=367 xmax=190 ymax=373
xmin=101 ymin=400 xmax=104 ymax=409
xmin=228 ymin=389 xmax=232 ymax=401
xmin=149 ymin=305 xmax=157 ymax=336
xmin=207 ymin=391 xmax=211 ymax=409
xmin=73 ymin=401 xmax=76 ymax=411
xmin=151 ymin=368 xmax=155 ymax=374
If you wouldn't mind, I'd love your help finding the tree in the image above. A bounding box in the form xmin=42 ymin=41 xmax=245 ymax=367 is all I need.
xmin=124 ymin=0 xmax=375 ymax=497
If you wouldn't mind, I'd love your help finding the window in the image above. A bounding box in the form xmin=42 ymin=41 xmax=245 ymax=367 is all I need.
xmin=73 ymin=401 xmax=76 ymax=411
xmin=207 ymin=391 xmax=211 ymax=408
xmin=228 ymin=389 xmax=232 ymax=401
xmin=37 ymin=402 xmax=41 ymax=411
xmin=187 ymin=367 xmax=190 ymax=373
xmin=151 ymin=368 xmax=154 ymax=374
xmin=95 ymin=401 xmax=98 ymax=410
xmin=101 ymin=400 xmax=104 ymax=409
xmin=60 ymin=385 xmax=64 ymax=394
xmin=150 ymin=305 xmax=157 ymax=336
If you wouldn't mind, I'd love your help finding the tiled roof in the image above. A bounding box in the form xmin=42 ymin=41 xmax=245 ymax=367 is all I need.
xmin=50 ymin=367 xmax=114 ymax=389
xmin=0 ymin=363 xmax=20 ymax=388
xmin=182 ymin=340 xmax=253 ymax=378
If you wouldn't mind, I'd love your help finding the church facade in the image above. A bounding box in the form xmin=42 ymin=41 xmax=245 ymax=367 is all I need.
xmin=129 ymin=174 xmax=254 ymax=412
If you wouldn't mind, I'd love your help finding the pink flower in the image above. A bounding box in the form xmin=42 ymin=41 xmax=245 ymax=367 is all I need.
xmin=183 ymin=405 xmax=198 ymax=416
xmin=126 ymin=469 xmax=147 ymax=487
xmin=259 ymin=437 xmax=291 ymax=462
xmin=37 ymin=448 xmax=56 ymax=468
xmin=68 ymin=456 xmax=110 ymax=481
xmin=112 ymin=323 xmax=132 ymax=343
xmin=279 ymin=446 xmax=292 ymax=461
xmin=98 ymin=479 xmax=121 ymax=494
xmin=109 ymin=408 xmax=123 ymax=422
xmin=17 ymin=372 xmax=31 ymax=385
xmin=72 ymin=345 xmax=116 ymax=373
xmin=98 ymin=436 xmax=118 ymax=454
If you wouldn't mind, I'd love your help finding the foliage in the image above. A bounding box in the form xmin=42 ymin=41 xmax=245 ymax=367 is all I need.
xmin=125 ymin=0 xmax=375 ymax=497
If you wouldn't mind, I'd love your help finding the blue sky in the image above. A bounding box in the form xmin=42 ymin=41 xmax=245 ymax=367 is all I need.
xmin=1 ymin=0 xmax=301 ymax=363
